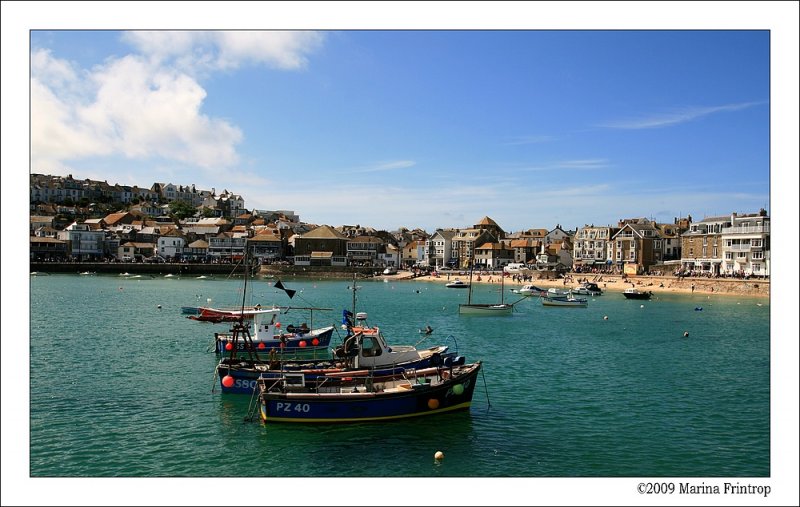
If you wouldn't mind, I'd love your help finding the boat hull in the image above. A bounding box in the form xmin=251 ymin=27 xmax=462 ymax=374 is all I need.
xmin=214 ymin=326 xmax=335 ymax=357
xmin=623 ymin=292 xmax=652 ymax=300
xmin=541 ymin=296 xmax=588 ymax=307
xmin=458 ymin=304 xmax=513 ymax=315
xmin=258 ymin=362 xmax=481 ymax=423
xmin=217 ymin=351 xmax=464 ymax=394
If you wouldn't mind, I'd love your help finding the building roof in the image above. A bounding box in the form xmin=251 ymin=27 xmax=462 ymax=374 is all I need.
xmin=301 ymin=225 xmax=349 ymax=240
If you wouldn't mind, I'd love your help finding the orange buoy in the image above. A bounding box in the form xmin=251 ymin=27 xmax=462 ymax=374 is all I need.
xmin=427 ymin=399 xmax=440 ymax=409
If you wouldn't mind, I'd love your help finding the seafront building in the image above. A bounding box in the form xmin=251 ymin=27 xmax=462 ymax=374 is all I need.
xmin=29 ymin=173 xmax=770 ymax=277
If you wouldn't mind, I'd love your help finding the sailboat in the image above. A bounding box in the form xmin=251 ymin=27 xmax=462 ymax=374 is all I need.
xmin=458 ymin=264 xmax=521 ymax=316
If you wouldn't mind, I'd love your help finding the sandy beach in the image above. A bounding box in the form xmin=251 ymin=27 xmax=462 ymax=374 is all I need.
xmin=392 ymin=270 xmax=769 ymax=298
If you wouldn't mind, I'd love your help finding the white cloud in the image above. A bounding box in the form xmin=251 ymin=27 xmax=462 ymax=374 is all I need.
xmin=31 ymin=31 xmax=324 ymax=173
xmin=599 ymin=102 xmax=763 ymax=129
xmin=121 ymin=31 xmax=325 ymax=74
xmin=522 ymin=159 xmax=611 ymax=171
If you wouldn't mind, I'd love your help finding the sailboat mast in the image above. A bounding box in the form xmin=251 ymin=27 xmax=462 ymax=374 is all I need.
xmin=500 ymin=268 xmax=505 ymax=304
xmin=467 ymin=262 xmax=474 ymax=304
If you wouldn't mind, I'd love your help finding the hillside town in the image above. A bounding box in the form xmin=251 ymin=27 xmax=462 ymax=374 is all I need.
xmin=30 ymin=173 xmax=770 ymax=278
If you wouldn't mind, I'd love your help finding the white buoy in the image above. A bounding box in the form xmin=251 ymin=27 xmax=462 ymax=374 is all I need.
xmin=157 ymin=305 xmax=162 ymax=309
xmin=603 ymin=316 xmax=608 ymax=320
xmin=683 ymin=331 xmax=689 ymax=337
xmin=434 ymin=451 xmax=444 ymax=461
xmin=640 ymin=304 xmax=644 ymax=308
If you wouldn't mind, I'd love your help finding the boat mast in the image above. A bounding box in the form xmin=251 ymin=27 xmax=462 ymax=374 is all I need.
xmin=500 ymin=267 xmax=505 ymax=304
xmin=466 ymin=262 xmax=474 ymax=305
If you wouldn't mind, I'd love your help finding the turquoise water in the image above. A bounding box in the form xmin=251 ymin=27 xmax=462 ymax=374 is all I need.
xmin=28 ymin=274 xmax=770 ymax=478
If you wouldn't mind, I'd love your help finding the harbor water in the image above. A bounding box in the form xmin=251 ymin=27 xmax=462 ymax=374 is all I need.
xmin=27 ymin=273 xmax=770 ymax=481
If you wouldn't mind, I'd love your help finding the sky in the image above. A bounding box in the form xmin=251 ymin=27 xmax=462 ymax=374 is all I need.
xmin=19 ymin=21 xmax=780 ymax=234
xmin=3 ymin=2 xmax=799 ymax=506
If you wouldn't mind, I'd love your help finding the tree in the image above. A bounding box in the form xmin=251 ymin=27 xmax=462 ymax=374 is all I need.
xmin=169 ymin=200 xmax=196 ymax=220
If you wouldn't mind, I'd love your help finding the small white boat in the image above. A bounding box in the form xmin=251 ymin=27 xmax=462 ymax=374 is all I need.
xmin=546 ymin=287 xmax=572 ymax=297
xmin=541 ymin=294 xmax=588 ymax=307
xmin=382 ymin=266 xmax=397 ymax=275
xmin=79 ymin=271 xmax=96 ymax=276
xmin=573 ymin=282 xmax=603 ymax=296
xmin=446 ymin=279 xmax=470 ymax=289
xmin=514 ymin=284 xmax=547 ymax=297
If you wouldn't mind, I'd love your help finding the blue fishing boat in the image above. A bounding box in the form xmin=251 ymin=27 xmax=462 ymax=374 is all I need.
xmin=255 ymin=361 xmax=483 ymax=423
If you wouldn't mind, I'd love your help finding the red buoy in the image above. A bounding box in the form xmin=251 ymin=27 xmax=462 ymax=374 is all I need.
xmin=258 ymin=342 xmax=265 ymax=349
xmin=225 ymin=342 xmax=233 ymax=351
xmin=311 ymin=338 xmax=319 ymax=346
xmin=299 ymin=340 xmax=307 ymax=348
xmin=222 ymin=375 xmax=234 ymax=388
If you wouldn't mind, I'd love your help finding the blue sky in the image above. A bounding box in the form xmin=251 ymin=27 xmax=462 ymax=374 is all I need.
xmin=24 ymin=27 xmax=774 ymax=233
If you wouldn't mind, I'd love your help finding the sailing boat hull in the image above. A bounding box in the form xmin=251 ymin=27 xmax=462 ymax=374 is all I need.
xmin=458 ymin=303 xmax=514 ymax=315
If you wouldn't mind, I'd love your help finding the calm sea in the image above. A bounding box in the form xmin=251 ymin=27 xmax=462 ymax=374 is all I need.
xmin=27 ymin=273 xmax=770 ymax=480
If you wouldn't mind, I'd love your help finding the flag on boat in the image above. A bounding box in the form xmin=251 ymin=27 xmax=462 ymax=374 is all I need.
xmin=273 ymin=280 xmax=296 ymax=299
xmin=342 ymin=309 xmax=354 ymax=327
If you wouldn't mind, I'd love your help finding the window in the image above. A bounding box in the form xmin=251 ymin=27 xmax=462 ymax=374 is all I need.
xmin=752 ymin=251 xmax=763 ymax=260
xmin=737 ymin=252 xmax=747 ymax=258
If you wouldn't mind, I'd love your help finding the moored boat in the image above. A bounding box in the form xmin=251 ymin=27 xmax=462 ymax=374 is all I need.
xmin=458 ymin=265 xmax=521 ymax=316
xmin=206 ymin=306 xmax=335 ymax=358
xmin=215 ymin=286 xmax=461 ymax=394
xmin=573 ymin=282 xmax=603 ymax=296
xmin=546 ymin=287 xmax=572 ymax=298
xmin=513 ymin=284 xmax=547 ymax=297
xmin=255 ymin=361 xmax=482 ymax=423
xmin=445 ymin=279 xmax=469 ymax=289
xmin=623 ymin=288 xmax=653 ymax=300
xmin=541 ymin=294 xmax=588 ymax=307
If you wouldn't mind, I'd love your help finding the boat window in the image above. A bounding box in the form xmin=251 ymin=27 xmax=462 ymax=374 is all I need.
xmin=361 ymin=336 xmax=382 ymax=357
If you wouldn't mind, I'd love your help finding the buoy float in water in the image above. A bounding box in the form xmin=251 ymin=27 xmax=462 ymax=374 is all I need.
xmin=603 ymin=315 xmax=608 ymax=320
xmin=683 ymin=331 xmax=689 ymax=337
xmin=434 ymin=451 xmax=444 ymax=461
